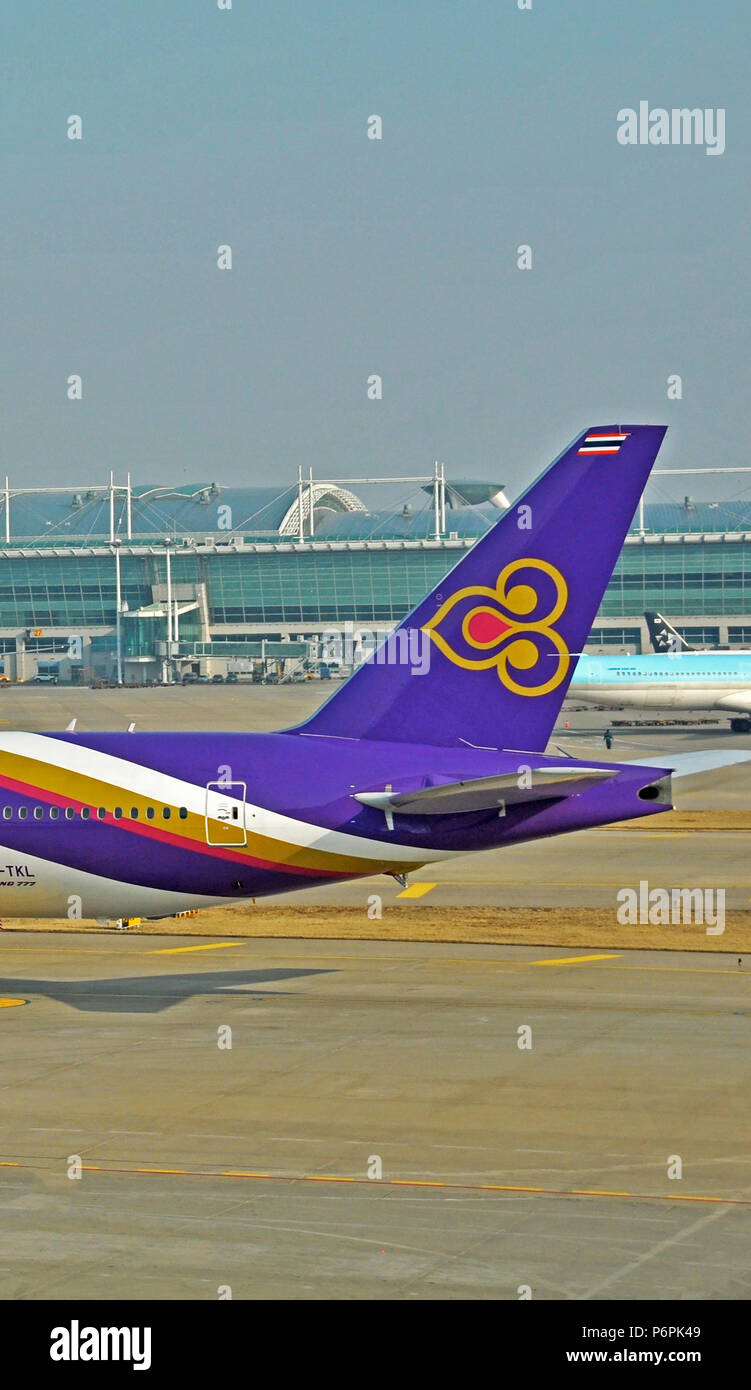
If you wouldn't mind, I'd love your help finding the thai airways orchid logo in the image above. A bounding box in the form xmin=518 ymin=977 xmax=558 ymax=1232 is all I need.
xmin=422 ymin=558 xmax=569 ymax=696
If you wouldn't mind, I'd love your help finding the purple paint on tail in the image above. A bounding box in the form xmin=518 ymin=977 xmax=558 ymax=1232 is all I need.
xmin=294 ymin=425 xmax=667 ymax=750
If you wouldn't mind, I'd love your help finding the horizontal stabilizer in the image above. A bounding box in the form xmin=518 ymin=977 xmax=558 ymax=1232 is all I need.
xmin=631 ymin=749 xmax=751 ymax=779
xmin=355 ymin=766 xmax=617 ymax=817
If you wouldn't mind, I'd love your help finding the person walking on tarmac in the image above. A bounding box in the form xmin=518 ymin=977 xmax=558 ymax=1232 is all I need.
xmin=604 ymin=727 xmax=613 ymax=751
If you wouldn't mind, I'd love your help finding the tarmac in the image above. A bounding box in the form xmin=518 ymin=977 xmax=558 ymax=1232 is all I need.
xmin=0 ymin=933 xmax=749 ymax=1300
xmin=0 ymin=687 xmax=749 ymax=1299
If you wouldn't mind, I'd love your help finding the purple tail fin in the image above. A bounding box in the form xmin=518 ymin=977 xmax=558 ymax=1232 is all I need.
xmin=295 ymin=425 xmax=667 ymax=750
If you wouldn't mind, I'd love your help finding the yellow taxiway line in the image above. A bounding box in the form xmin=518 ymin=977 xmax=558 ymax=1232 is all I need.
xmin=148 ymin=942 xmax=241 ymax=956
xmin=62 ymin=1163 xmax=749 ymax=1207
xmin=397 ymin=882 xmax=437 ymax=899
xmin=528 ymin=954 xmax=622 ymax=967
xmin=1 ymin=944 xmax=745 ymax=976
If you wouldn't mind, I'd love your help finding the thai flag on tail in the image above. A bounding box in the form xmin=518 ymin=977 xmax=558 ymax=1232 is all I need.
xmin=577 ymin=432 xmax=630 ymax=456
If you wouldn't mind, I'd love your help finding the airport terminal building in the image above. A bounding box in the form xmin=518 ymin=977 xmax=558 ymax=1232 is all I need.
xmin=1 ymin=475 xmax=750 ymax=683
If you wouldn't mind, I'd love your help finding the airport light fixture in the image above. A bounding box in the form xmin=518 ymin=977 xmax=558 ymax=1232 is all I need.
xmin=111 ymin=538 xmax=123 ymax=686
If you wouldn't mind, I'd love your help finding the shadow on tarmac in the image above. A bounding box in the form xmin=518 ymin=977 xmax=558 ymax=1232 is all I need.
xmin=0 ymin=966 xmax=334 ymax=1014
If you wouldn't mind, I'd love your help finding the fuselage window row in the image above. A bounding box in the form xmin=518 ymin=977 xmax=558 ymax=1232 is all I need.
xmin=1 ymin=805 xmax=189 ymax=821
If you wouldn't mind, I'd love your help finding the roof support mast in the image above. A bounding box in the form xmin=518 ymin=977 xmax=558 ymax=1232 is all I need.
xmin=108 ymin=471 xmax=115 ymax=543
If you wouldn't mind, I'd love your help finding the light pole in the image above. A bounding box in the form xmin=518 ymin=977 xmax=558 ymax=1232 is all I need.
xmin=113 ymin=539 xmax=123 ymax=686
xmin=164 ymin=537 xmax=173 ymax=684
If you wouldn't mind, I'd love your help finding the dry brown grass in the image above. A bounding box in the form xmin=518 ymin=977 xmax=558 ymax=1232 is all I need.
xmin=5 ymin=903 xmax=751 ymax=953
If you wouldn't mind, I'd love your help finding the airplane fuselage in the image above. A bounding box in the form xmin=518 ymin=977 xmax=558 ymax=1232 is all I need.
xmin=0 ymin=730 xmax=669 ymax=920
xmin=570 ymin=653 xmax=751 ymax=717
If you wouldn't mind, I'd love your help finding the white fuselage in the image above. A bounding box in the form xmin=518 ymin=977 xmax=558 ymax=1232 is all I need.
xmin=570 ymin=652 xmax=751 ymax=715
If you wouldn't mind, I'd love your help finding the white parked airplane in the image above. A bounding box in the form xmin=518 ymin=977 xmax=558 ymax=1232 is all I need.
xmin=570 ymin=651 xmax=751 ymax=732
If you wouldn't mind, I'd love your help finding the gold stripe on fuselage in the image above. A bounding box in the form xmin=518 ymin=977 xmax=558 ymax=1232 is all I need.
xmin=0 ymin=750 xmax=421 ymax=878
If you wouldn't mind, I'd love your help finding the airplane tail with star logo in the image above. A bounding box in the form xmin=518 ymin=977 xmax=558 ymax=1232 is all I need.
xmin=295 ymin=426 xmax=668 ymax=750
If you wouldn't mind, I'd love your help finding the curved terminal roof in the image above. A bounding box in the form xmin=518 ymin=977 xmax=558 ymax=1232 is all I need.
xmin=311 ymin=498 xmax=751 ymax=542
xmin=313 ymin=505 xmax=500 ymax=540
xmin=1 ymin=482 xmax=366 ymax=543
xmin=630 ymin=500 xmax=751 ymax=534
xmin=2 ymin=480 xmax=751 ymax=545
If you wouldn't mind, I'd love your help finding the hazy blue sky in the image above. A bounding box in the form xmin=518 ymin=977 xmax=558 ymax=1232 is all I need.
xmin=2 ymin=1 xmax=748 ymax=506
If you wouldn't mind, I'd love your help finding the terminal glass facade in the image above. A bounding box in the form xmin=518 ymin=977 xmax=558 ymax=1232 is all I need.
xmin=207 ymin=549 xmax=454 ymax=626
xmin=2 ymin=524 xmax=751 ymax=679
xmin=602 ymin=540 xmax=751 ymax=617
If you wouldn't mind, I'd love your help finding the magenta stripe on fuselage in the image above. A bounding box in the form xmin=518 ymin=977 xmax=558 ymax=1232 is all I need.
xmin=0 ymin=770 xmax=353 ymax=891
